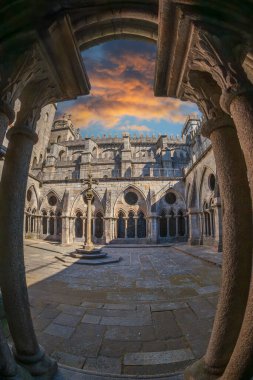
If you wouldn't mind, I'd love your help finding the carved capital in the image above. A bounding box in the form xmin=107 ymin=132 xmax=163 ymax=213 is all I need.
xmin=6 ymin=126 xmax=38 ymax=144
xmin=191 ymin=30 xmax=252 ymax=113
xmin=201 ymin=115 xmax=234 ymax=139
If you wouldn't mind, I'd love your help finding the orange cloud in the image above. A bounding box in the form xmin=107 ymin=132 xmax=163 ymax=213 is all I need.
xmin=59 ymin=44 xmax=196 ymax=131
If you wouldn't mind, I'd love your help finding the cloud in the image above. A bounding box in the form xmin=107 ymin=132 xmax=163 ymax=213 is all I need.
xmin=118 ymin=125 xmax=151 ymax=132
xmin=57 ymin=41 xmax=197 ymax=133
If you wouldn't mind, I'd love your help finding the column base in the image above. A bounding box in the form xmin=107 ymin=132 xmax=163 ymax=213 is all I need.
xmin=14 ymin=345 xmax=58 ymax=378
xmin=184 ymin=358 xmax=222 ymax=380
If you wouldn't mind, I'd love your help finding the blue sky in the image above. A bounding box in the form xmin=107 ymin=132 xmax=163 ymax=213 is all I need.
xmin=57 ymin=40 xmax=200 ymax=137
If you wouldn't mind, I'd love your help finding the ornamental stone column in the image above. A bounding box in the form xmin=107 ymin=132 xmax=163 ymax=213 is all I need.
xmin=0 ymin=123 xmax=57 ymax=376
xmin=183 ymin=71 xmax=253 ymax=379
xmin=191 ymin=31 xmax=253 ymax=202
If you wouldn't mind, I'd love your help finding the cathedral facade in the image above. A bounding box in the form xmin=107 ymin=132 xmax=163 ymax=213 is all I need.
xmin=24 ymin=106 xmax=222 ymax=250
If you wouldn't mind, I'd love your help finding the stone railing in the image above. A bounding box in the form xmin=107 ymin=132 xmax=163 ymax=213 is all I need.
xmin=41 ymin=167 xmax=183 ymax=181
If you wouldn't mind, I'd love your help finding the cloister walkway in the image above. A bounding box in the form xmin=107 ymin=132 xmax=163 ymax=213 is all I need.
xmin=24 ymin=241 xmax=221 ymax=378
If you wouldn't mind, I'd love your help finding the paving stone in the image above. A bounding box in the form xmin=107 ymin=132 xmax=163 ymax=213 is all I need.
xmin=187 ymin=297 xmax=216 ymax=319
xmin=105 ymin=326 xmax=156 ymax=341
xmin=99 ymin=340 xmax=142 ymax=358
xmin=51 ymin=351 xmax=86 ymax=368
xmin=151 ymin=302 xmax=188 ymax=312
xmin=57 ymin=304 xmax=86 ymax=316
xmin=100 ymin=315 xmax=152 ymax=326
xmin=53 ymin=313 xmax=82 ymax=327
xmin=197 ymin=285 xmax=219 ymax=295
xmin=44 ymin=323 xmax=75 ymax=339
xmin=83 ymin=356 xmax=122 ymax=374
xmin=124 ymin=349 xmax=194 ymax=365
xmin=81 ymin=314 xmax=101 ymax=324
xmin=152 ymin=311 xmax=183 ymax=340
xmin=103 ymin=303 xmax=137 ymax=311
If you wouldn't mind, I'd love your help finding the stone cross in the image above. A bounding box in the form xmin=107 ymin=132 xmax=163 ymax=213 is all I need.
xmin=82 ymin=174 xmax=99 ymax=251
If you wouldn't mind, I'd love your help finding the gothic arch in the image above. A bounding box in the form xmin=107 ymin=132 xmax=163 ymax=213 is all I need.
xmin=113 ymin=185 xmax=148 ymax=217
xmin=199 ymin=166 xmax=216 ymax=209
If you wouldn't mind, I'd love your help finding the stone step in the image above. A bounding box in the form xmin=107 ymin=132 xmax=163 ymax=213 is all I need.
xmin=56 ymin=365 xmax=184 ymax=380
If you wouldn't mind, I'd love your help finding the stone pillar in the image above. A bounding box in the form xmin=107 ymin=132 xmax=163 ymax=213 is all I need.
xmin=134 ymin=216 xmax=138 ymax=238
xmin=185 ymin=116 xmax=253 ymax=379
xmin=0 ymin=125 xmax=57 ymax=376
xmin=83 ymin=191 xmax=94 ymax=251
xmin=213 ymin=198 xmax=222 ymax=252
xmin=188 ymin=208 xmax=201 ymax=245
xmin=61 ymin=216 xmax=70 ymax=245
xmin=184 ymin=216 xmax=188 ymax=236
xmin=150 ymin=216 xmax=158 ymax=243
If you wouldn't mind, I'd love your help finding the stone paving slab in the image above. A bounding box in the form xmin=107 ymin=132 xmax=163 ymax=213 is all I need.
xmin=173 ymin=244 xmax=222 ymax=267
xmin=58 ymin=366 xmax=184 ymax=379
xmin=124 ymin=349 xmax=194 ymax=366
xmin=24 ymin=243 xmax=221 ymax=377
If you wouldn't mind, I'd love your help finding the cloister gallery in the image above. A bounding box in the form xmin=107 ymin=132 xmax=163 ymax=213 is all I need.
xmin=0 ymin=1 xmax=253 ymax=379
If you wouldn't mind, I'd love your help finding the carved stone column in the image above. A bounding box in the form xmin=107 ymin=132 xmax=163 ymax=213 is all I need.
xmin=183 ymin=71 xmax=253 ymax=379
xmin=0 ymin=124 xmax=57 ymax=377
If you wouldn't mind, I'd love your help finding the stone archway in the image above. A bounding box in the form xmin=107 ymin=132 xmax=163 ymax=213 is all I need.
xmin=0 ymin=2 xmax=253 ymax=379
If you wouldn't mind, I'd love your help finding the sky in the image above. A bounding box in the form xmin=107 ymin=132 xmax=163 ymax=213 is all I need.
xmin=56 ymin=40 xmax=200 ymax=137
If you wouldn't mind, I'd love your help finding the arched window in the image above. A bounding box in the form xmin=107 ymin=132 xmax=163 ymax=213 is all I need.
xmin=49 ymin=212 xmax=54 ymax=235
xmin=203 ymin=203 xmax=211 ymax=236
xmin=57 ymin=136 xmax=61 ymax=143
xmin=137 ymin=211 xmax=146 ymax=238
xmin=169 ymin=210 xmax=176 ymax=237
xmin=95 ymin=212 xmax=103 ymax=238
xmin=56 ymin=212 xmax=62 ymax=236
xmin=160 ymin=211 xmax=167 ymax=237
xmin=32 ymin=157 xmax=37 ymax=167
xmin=75 ymin=212 xmax=83 ymax=238
xmin=178 ymin=210 xmax=185 ymax=236
xmin=42 ymin=211 xmax=47 ymax=235
xmin=117 ymin=211 xmax=125 ymax=238
xmin=127 ymin=211 xmax=135 ymax=238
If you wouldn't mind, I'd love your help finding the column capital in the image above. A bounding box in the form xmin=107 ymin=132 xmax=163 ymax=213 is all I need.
xmin=191 ymin=30 xmax=252 ymax=114
xmin=182 ymin=70 xmax=235 ymax=138
xmin=201 ymin=114 xmax=234 ymax=139
xmin=6 ymin=126 xmax=38 ymax=144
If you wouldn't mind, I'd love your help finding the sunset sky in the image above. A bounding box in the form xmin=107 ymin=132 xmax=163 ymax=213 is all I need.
xmin=57 ymin=40 xmax=200 ymax=137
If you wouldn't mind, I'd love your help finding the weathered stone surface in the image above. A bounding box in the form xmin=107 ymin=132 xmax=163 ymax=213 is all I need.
xmin=123 ymin=349 xmax=194 ymax=365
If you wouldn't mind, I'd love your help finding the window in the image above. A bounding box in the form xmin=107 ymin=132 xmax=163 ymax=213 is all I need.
xmin=95 ymin=212 xmax=103 ymax=238
xmin=124 ymin=191 xmax=138 ymax=205
xmin=48 ymin=195 xmax=57 ymax=206
xmin=209 ymin=174 xmax=216 ymax=191
xmin=27 ymin=189 xmax=32 ymax=202
xmin=178 ymin=211 xmax=185 ymax=236
xmin=160 ymin=211 xmax=167 ymax=237
xmin=75 ymin=212 xmax=83 ymax=238
xmin=49 ymin=212 xmax=54 ymax=235
xmin=165 ymin=192 xmax=176 ymax=205
xmin=169 ymin=211 xmax=176 ymax=236
xmin=117 ymin=212 xmax=125 ymax=238
xmin=127 ymin=211 xmax=135 ymax=238
xmin=42 ymin=211 xmax=47 ymax=235
xmin=137 ymin=211 xmax=146 ymax=238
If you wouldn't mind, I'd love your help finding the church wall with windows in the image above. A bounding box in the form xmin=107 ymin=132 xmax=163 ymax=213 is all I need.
xmin=23 ymin=113 xmax=222 ymax=251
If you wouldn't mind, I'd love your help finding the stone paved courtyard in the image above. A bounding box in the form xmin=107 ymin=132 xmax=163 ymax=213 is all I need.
xmin=24 ymin=242 xmax=221 ymax=377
